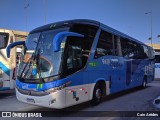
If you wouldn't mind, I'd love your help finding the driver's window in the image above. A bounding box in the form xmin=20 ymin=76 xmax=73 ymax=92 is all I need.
xmin=67 ymin=40 xmax=82 ymax=70
xmin=64 ymin=24 xmax=97 ymax=75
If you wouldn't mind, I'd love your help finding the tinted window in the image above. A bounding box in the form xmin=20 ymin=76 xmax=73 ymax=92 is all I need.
xmin=142 ymin=45 xmax=149 ymax=58
xmin=114 ymin=36 xmax=122 ymax=56
xmin=95 ymin=30 xmax=113 ymax=58
xmin=66 ymin=39 xmax=83 ymax=70
xmin=155 ymin=55 xmax=160 ymax=63
xmin=148 ymin=48 xmax=155 ymax=59
xmin=121 ymin=38 xmax=135 ymax=58
xmin=121 ymin=38 xmax=148 ymax=59
xmin=135 ymin=45 xmax=149 ymax=59
xmin=0 ymin=33 xmax=9 ymax=49
xmin=64 ymin=24 xmax=97 ymax=75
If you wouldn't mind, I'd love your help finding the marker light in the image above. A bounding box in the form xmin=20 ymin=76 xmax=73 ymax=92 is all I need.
xmin=45 ymin=81 xmax=71 ymax=94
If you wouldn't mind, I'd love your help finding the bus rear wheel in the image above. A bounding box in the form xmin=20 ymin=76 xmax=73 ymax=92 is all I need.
xmin=91 ymin=83 xmax=102 ymax=105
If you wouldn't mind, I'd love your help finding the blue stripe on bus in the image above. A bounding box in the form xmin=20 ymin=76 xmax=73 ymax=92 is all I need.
xmin=16 ymin=77 xmax=74 ymax=91
xmin=16 ymin=79 xmax=57 ymax=91
xmin=0 ymin=62 xmax=10 ymax=76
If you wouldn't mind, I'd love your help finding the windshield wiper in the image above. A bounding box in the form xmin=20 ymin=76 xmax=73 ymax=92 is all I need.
xmin=20 ymin=53 xmax=35 ymax=78
xmin=35 ymin=48 xmax=44 ymax=83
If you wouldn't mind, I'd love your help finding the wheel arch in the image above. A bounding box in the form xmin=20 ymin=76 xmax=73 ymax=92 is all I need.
xmin=89 ymin=78 xmax=107 ymax=100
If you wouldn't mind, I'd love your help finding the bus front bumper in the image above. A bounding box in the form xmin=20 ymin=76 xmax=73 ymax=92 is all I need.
xmin=15 ymin=88 xmax=66 ymax=109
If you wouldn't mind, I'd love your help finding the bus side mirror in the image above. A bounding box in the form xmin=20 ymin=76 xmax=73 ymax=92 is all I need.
xmin=53 ymin=31 xmax=84 ymax=52
xmin=7 ymin=41 xmax=25 ymax=58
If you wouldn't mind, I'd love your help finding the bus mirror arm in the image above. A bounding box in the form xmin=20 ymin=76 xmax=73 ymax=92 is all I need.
xmin=6 ymin=41 xmax=25 ymax=58
xmin=53 ymin=31 xmax=84 ymax=52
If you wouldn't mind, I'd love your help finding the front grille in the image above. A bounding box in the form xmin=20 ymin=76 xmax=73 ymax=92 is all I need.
xmin=17 ymin=75 xmax=60 ymax=84
xmin=16 ymin=87 xmax=49 ymax=96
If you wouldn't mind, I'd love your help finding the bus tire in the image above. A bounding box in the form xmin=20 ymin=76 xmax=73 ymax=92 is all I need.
xmin=91 ymin=83 xmax=102 ymax=105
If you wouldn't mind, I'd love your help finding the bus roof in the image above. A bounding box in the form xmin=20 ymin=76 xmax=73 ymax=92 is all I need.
xmin=30 ymin=19 xmax=148 ymax=47
xmin=30 ymin=19 xmax=100 ymax=34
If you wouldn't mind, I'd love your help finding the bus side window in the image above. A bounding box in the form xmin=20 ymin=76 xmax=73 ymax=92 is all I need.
xmin=114 ymin=36 xmax=122 ymax=56
xmin=133 ymin=44 xmax=148 ymax=59
xmin=66 ymin=39 xmax=83 ymax=70
xmin=64 ymin=24 xmax=97 ymax=76
xmin=155 ymin=55 xmax=160 ymax=63
xmin=120 ymin=38 xmax=149 ymax=59
xmin=142 ymin=45 xmax=149 ymax=58
xmin=120 ymin=38 xmax=130 ymax=58
xmin=94 ymin=30 xmax=113 ymax=58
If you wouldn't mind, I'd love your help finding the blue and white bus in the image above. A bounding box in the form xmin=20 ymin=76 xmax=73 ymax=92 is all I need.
xmin=155 ymin=52 xmax=160 ymax=80
xmin=0 ymin=29 xmax=28 ymax=91
xmin=7 ymin=19 xmax=155 ymax=108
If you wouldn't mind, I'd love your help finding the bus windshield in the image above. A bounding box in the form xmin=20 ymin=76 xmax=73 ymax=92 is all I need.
xmin=0 ymin=33 xmax=9 ymax=49
xmin=17 ymin=28 xmax=68 ymax=80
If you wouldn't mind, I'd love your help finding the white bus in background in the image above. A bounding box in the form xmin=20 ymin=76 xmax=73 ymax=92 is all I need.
xmin=155 ymin=52 xmax=160 ymax=80
xmin=16 ymin=47 xmax=22 ymax=64
xmin=0 ymin=29 xmax=28 ymax=91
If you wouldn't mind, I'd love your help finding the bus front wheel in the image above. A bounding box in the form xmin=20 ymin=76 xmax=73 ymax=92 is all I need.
xmin=91 ymin=83 xmax=102 ymax=105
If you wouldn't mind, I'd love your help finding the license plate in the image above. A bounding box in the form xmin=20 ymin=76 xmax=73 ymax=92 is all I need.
xmin=26 ymin=98 xmax=35 ymax=103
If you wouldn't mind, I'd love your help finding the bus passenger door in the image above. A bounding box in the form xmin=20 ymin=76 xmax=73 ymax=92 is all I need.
xmin=110 ymin=56 xmax=125 ymax=93
xmin=64 ymin=37 xmax=90 ymax=107
xmin=109 ymin=36 xmax=126 ymax=93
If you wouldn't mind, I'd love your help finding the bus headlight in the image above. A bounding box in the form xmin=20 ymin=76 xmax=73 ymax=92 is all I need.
xmin=45 ymin=81 xmax=71 ymax=94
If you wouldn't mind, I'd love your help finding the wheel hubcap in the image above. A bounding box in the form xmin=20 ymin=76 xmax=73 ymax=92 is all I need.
xmin=96 ymin=88 xmax=102 ymax=100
